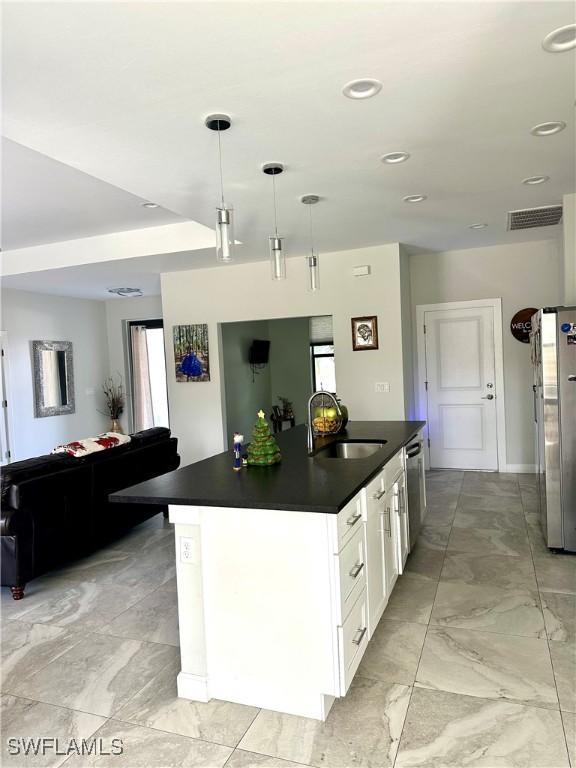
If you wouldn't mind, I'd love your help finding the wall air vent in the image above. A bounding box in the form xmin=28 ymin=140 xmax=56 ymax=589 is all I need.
xmin=507 ymin=205 xmax=563 ymax=231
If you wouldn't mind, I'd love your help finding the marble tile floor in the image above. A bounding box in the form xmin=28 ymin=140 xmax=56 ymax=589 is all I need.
xmin=1 ymin=473 xmax=575 ymax=767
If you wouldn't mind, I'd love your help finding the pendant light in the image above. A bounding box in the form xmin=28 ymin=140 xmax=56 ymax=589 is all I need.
xmin=301 ymin=195 xmax=320 ymax=292
xmin=262 ymin=163 xmax=286 ymax=280
xmin=205 ymin=114 xmax=234 ymax=263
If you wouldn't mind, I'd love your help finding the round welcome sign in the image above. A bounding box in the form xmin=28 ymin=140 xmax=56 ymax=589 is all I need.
xmin=510 ymin=308 xmax=538 ymax=343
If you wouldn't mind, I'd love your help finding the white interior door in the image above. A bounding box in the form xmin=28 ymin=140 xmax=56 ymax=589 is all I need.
xmin=425 ymin=306 xmax=498 ymax=470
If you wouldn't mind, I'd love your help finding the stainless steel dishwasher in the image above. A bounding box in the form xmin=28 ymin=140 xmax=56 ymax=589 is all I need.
xmin=406 ymin=436 xmax=426 ymax=549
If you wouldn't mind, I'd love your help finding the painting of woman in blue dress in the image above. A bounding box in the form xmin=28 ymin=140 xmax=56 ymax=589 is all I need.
xmin=173 ymin=324 xmax=210 ymax=382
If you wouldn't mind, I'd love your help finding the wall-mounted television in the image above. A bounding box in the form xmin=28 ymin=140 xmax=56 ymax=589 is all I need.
xmin=249 ymin=339 xmax=270 ymax=365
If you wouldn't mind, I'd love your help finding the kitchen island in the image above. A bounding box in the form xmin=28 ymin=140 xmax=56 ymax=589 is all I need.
xmin=112 ymin=420 xmax=425 ymax=720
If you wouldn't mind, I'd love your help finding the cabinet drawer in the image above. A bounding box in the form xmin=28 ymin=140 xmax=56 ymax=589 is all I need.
xmin=384 ymin=449 xmax=404 ymax=489
xmin=336 ymin=491 xmax=363 ymax=550
xmin=336 ymin=524 xmax=366 ymax=621
xmin=338 ymin=587 xmax=369 ymax=695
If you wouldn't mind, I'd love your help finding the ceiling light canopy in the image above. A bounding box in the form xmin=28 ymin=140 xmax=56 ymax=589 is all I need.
xmin=206 ymin=113 xmax=234 ymax=263
xmin=141 ymin=202 xmax=159 ymax=209
xmin=542 ymin=24 xmax=576 ymax=52
xmin=342 ymin=78 xmax=382 ymax=100
xmin=403 ymin=194 xmax=427 ymax=203
xmin=381 ymin=151 xmax=410 ymax=164
xmin=107 ymin=287 xmax=143 ymax=297
xmin=262 ymin=163 xmax=286 ymax=281
xmin=531 ymin=121 xmax=566 ymax=136
xmin=522 ymin=175 xmax=550 ymax=185
xmin=469 ymin=223 xmax=487 ymax=230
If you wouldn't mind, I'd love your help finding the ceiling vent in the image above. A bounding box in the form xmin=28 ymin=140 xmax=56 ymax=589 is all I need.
xmin=507 ymin=205 xmax=563 ymax=231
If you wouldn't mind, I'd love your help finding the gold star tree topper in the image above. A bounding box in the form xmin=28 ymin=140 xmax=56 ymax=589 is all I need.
xmin=257 ymin=409 xmax=266 ymax=419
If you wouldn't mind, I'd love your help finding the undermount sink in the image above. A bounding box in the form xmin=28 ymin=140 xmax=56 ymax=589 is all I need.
xmin=316 ymin=441 xmax=387 ymax=459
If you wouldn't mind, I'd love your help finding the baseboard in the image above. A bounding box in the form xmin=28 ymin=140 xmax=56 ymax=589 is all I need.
xmin=177 ymin=671 xmax=210 ymax=702
xmin=504 ymin=464 xmax=537 ymax=473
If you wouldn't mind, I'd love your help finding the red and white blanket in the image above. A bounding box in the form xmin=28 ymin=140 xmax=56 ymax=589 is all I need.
xmin=52 ymin=432 xmax=131 ymax=458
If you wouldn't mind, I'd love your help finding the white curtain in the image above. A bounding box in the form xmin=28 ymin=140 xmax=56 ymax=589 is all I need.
xmin=131 ymin=326 xmax=154 ymax=431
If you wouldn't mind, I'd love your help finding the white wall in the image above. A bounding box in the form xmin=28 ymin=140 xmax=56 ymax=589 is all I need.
xmin=563 ymin=193 xmax=575 ymax=306
xmin=221 ymin=320 xmax=272 ymax=444
xmin=409 ymin=239 xmax=563 ymax=469
xmin=105 ymin=294 xmax=163 ymax=433
xmin=161 ymin=244 xmax=408 ymax=466
xmin=1 ymin=288 xmax=110 ymax=460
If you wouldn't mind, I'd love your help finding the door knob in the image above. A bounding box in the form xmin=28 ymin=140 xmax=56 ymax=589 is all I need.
xmin=481 ymin=394 xmax=494 ymax=400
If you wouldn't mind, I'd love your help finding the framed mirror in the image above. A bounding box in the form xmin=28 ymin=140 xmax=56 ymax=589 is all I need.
xmin=32 ymin=340 xmax=75 ymax=417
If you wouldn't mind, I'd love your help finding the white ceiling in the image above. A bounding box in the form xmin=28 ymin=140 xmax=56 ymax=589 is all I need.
xmin=1 ymin=1 xmax=575 ymax=297
xmin=1 ymin=139 xmax=185 ymax=250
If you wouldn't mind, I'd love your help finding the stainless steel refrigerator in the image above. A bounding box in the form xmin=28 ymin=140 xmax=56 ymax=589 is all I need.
xmin=531 ymin=307 xmax=576 ymax=552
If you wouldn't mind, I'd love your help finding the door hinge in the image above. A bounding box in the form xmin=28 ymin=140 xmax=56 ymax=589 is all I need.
xmin=424 ymin=381 xmax=428 ymax=391
xmin=427 ymin=438 xmax=431 ymax=448
xmin=1 ymin=400 xmax=6 ymax=408
xmin=5 ymin=450 xmax=10 ymax=459
xmin=423 ymin=324 xmax=426 ymax=334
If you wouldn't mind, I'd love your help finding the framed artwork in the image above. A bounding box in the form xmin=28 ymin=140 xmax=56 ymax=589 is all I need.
xmin=173 ymin=324 xmax=210 ymax=382
xmin=351 ymin=316 xmax=379 ymax=351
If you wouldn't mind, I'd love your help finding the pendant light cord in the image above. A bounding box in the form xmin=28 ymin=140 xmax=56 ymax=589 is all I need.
xmin=272 ymin=174 xmax=279 ymax=237
xmin=217 ymin=127 xmax=225 ymax=207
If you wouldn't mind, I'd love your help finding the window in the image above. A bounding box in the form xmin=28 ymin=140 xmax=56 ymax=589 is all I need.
xmin=311 ymin=343 xmax=336 ymax=393
xmin=128 ymin=319 xmax=169 ymax=431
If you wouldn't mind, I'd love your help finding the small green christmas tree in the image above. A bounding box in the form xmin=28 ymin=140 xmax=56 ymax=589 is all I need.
xmin=247 ymin=410 xmax=281 ymax=466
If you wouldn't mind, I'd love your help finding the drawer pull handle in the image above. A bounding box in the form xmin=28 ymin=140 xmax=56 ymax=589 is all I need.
xmin=373 ymin=489 xmax=385 ymax=500
xmin=346 ymin=513 xmax=362 ymax=527
xmin=384 ymin=509 xmax=392 ymax=537
xmin=349 ymin=562 xmax=365 ymax=579
xmin=352 ymin=627 xmax=367 ymax=646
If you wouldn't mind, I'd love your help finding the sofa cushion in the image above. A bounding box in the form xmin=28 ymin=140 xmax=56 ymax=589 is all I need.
xmin=1 ymin=454 xmax=75 ymax=504
xmin=130 ymin=427 xmax=171 ymax=447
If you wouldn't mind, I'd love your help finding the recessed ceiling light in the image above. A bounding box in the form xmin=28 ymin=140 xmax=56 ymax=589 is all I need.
xmin=543 ymin=24 xmax=576 ymax=52
xmin=531 ymin=121 xmax=566 ymax=136
xmin=469 ymin=223 xmax=487 ymax=229
xmin=522 ymin=175 xmax=550 ymax=185
xmin=403 ymin=194 xmax=427 ymax=203
xmin=381 ymin=151 xmax=410 ymax=164
xmin=141 ymin=202 xmax=159 ymax=209
xmin=342 ymin=78 xmax=382 ymax=100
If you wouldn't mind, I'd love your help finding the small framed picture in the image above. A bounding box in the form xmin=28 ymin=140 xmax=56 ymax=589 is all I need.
xmin=351 ymin=316 xmax=379 ymax=351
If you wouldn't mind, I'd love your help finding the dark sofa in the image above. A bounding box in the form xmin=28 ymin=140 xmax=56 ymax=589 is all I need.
xmin=1 ymin=427 xmax=180 ymax=599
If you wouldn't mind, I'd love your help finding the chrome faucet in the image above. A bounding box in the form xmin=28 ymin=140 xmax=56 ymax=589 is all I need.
xmin=307 ymin=391 xmax=342 ymax=455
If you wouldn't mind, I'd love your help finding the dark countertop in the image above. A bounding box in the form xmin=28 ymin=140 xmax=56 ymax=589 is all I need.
xmin=111 ymin=421 xmax=425 ymax=514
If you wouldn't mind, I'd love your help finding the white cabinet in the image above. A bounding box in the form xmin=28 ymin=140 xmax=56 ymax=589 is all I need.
xmin=382 ymin=488 xmax=399 ymax=597
xmin=171 ymin=445 xmax=414 ymax=722
xmin=363 ymin=448 xmax=408 ymax=635
xmin=365 ymin=470 xmax=387 ymax=634
xmin=391 ymin=468 xmax=409 ymax=573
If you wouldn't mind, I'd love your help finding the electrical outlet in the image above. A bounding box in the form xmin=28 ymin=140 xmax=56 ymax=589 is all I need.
xmin=180 ymin=537 xmax=196 ymax=563
xmin=375 ymin=382 xmax=390 ymax=393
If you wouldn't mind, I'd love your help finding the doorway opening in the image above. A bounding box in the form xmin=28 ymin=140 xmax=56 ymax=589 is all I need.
xmin=127 ymin=319 xmax=169 ymax=431
xmin=0 ymin=333 xmax=14 ymax=464
xmin=220 ymin=315 xmax=334 ymax=445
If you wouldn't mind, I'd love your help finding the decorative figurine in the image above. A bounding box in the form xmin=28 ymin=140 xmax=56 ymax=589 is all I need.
xmin=233 ymin=433 xmax=244 ymax=471
xmin=247 ymin=410 xmax=281 ymax=466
